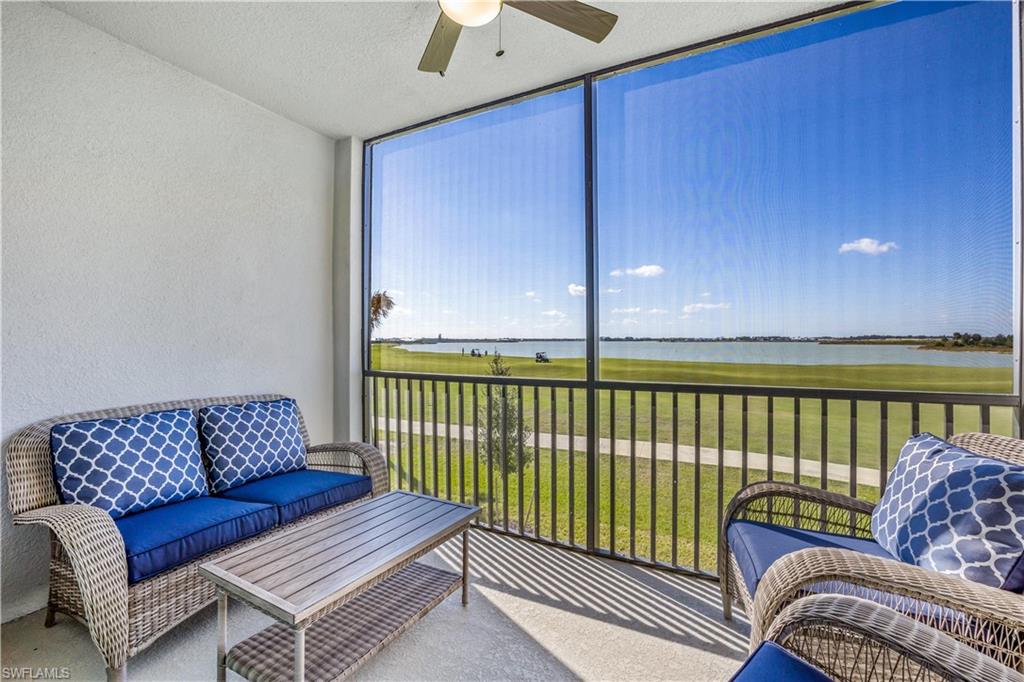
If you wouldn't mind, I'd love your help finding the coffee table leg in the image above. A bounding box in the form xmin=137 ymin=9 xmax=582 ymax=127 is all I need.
xmin=462 ymin=529 xmax=470 ymax=606
xmin=216 ymin=590 xmax=228 ymax=682
xmin=294 ymin=627 xmax=306 ymax=682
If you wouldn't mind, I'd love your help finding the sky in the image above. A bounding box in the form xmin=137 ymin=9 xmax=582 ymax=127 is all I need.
xmin=370 ymin=1 xmax=1014 ymax=341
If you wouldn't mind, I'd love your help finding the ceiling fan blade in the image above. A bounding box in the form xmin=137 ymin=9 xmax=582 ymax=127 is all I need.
xmin=505 ymin=1 xmax=617 ymax=43
xmin=419 ymin=11 xmax=463 ymax=72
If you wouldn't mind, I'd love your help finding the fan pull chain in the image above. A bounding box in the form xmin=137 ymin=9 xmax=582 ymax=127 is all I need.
xmin=496 ymin=12 xmax=505 ymax=57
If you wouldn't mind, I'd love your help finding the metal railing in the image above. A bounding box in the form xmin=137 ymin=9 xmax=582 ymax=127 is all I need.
xmin=362 ymin=370 xmax=1019 ymax=577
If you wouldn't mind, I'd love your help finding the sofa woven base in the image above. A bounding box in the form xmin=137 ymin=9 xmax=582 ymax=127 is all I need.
xmin=227 ymin=562 xmax=460 ymax=682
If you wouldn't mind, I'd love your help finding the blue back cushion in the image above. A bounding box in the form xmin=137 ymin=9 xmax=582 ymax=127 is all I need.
xmin=51 ymin=408 xmax=208 ymax=519
xmin=872 ymin=433 xmax=1024 ymax=591
xmin=198 ymin=398 xmax=306 ymax=493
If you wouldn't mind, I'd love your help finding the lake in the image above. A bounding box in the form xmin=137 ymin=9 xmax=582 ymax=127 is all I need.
xmin=397 ymin=340 xmax=1013 ymax=368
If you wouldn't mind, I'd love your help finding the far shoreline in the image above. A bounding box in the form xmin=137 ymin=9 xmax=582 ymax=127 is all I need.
xmin=818 ymin=338 xmax=1012 ymax=353
xmin=375 ymin=337 xmax=1013 ymax=354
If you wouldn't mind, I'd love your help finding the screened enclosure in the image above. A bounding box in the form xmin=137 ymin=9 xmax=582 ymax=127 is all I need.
xmin=362 ymin=1 xmax=1021 ymax=574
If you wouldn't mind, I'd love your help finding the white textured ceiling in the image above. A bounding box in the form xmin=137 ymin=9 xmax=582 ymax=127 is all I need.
xmin=52 ymin=1 xmax=833 ymax=139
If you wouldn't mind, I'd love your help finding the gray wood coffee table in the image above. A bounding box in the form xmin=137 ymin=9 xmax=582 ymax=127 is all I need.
xmin=199 ymin=491 xmax=479 ymax=682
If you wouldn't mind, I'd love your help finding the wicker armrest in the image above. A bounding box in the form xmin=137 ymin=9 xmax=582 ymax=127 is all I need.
xmin=751 ymin=547 xmax=1024 ymax=671
xmin=13 ymin=504 xmax=129 ymax=670
xmin=765 ymin=594 xmax=1024 ymax=682
xmin=723 ymin=480 xmax=875 ymax=531
xmin=307 ymin=441 xmax=388 ymax=496
xmin=719 ymin=481 xmax=874 ymax=591
xmin=949 ymin=432 xmax=1024 ymax=465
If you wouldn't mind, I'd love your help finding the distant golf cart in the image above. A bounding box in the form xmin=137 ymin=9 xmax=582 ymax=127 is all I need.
xmin=535 ymin=352 xmax=551 ymax=363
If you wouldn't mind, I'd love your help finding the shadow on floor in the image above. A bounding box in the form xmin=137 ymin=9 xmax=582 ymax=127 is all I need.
xmin=431 ymin=529 xmax=750 ymax=658
xmin=2 ymin=529 xmax=748 ymax=681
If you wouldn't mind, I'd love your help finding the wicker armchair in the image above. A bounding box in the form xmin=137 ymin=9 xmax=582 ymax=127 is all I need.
xmin=719 ymin=432 xmax=1024 ymax=672
xmin=756 ymin=594 xmax=1024 ymax=682
xmin=5 ymin=394 xmax=388 ymax=681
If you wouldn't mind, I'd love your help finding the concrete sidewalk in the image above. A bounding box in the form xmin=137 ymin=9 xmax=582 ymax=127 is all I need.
xmin=374 ymin=417 xmax=880 ymax=487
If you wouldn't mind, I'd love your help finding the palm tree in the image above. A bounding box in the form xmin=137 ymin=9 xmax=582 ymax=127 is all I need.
xmin=369 ymin=290 xmax=395 ymax=331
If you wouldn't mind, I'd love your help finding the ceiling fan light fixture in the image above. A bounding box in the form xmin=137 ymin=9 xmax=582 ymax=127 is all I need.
xmin=438 ymin=0 xmax=502 ymax=28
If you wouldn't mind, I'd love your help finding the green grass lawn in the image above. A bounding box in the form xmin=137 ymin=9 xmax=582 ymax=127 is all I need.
xmin=378 ymin=433 xmax=880 ymax=572
xmin=367 ymin=344 xmax=1014 ymax=573
xmin=369 ymin=344 xmax=1016 ymax=472
xmin=373 ymin=342 xmax=1011 ymax=392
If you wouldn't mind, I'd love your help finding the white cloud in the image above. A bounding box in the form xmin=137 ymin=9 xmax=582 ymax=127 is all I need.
xmin=525 ymin=291 xmax=538 ymax=298
xmin=609 ymin=264 xmax=664 ymax=278
xmin=700 ymin=291 xmax=711 ymax=298
xmin=386 ymin=288 xmax=406 ymax=297
xmin=536 ymin=309 xmax=570 ymax=330
xmin=603 ymin=288 xmax=622 ymax=294
xmin=647 ymin=308 xmax=668 ymax=315
xmin=391 ymin=305 xmax=414 ymax=317
xmin=838 ymin=238 xmax=898 ymax=256
xmin=620 ymin=318 xmax=640 ymax=327
xmin=567 ymin=283 xmax=586 ymax=297
xmin=612 ymin=307 xmax=641 ymax=314
xmin=682 ymin=302 xmax=730 ymax=314
xmin=680 ymin=301 xmax=730 ymax=319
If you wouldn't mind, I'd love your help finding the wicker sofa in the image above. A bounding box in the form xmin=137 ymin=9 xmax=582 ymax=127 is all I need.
xmin=5 ymin=393 xmax=388 ymax=681
xmin=719 ymin=431 xmax=1024 ymax=672
xmin=737 ymin=594 xmax=1024 ymax=682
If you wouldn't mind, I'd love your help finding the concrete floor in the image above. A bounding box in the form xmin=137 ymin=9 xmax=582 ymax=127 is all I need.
xmin=1 ymin=530 xmax=750 ymax=681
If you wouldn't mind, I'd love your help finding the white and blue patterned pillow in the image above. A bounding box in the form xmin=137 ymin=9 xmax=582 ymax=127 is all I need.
xmin=198 ymin=398 xmax=306 ymax=493
xmin=872 ymin=433 xmax=1024 ymax=591
xmin=51 ymin=408 xmax=208 ymax=519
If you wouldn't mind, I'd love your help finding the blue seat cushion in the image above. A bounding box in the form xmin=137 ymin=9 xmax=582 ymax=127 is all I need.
xmin=219 ymin=469 xmax=373 ymax=525
xmin=730 ymin=641 xmax=832 ymax=682
xmin=115 ymin=496 xmax=276 ymax=583
xmin=727 ymin=520 xmax=894 ymax=598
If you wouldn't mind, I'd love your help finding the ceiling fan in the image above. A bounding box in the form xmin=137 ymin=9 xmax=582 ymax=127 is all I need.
xmin=419 ymin=0 xmax=618 ymax=74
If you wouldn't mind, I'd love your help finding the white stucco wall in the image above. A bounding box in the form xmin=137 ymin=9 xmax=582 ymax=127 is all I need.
xmin=1 ymin=3 xmax=337 ymax=621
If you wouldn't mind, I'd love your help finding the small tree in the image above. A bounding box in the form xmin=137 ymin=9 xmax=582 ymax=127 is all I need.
xmin=369 ymin=290 xmax=395 ymax=331
xmin=477 ymin=354 xmax=531 ymax=472
xmin=487 ymin=354 xmax=511 ymax=377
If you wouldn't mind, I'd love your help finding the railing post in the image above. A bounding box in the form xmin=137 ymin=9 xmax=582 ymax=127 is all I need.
xmin=360 ymin=371 xmax=1014 ymax=577
xmin=583 ymin=73 xmax=599 ymax=553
